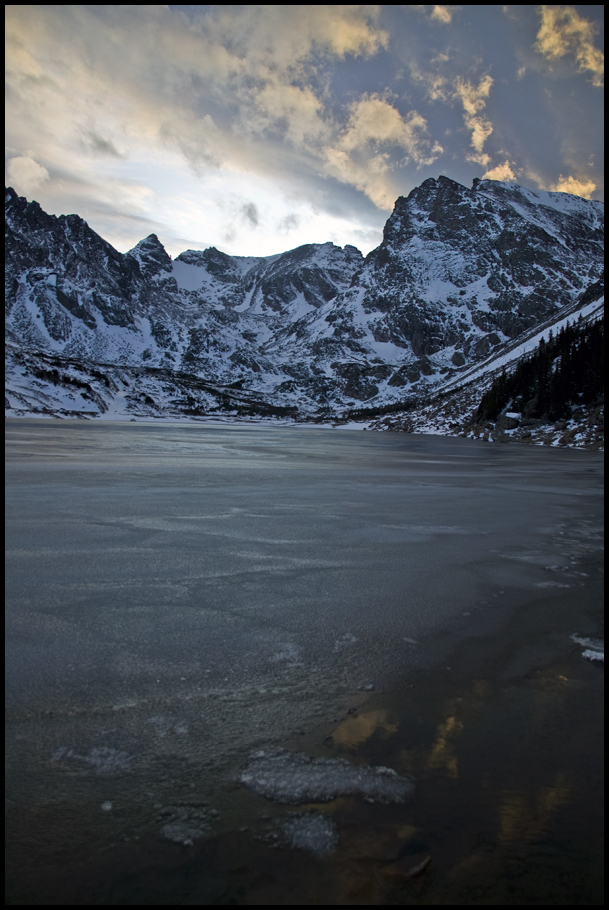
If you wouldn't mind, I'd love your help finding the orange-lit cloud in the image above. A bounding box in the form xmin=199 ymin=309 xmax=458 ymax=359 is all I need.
xmin=482 ymin=161 xmax=516 ymax=182
xmin=453 ymin=75 xmax=494 ymax=165
xmin=551 ymin=175 xmax=596 ymax=199
xmin=431 ymin=6 xmax=453 ymax=25
xmin=324 ymin=95 xmax=443 ymax=208
xmin=535 ymin=6 xmax=604 ymax=87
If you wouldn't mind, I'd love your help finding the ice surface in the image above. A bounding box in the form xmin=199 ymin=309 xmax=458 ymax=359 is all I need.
xmin=280 ymin=811 xmax=338 ymax=856
xmin=240 ymin=749 xmax=414 ymax=804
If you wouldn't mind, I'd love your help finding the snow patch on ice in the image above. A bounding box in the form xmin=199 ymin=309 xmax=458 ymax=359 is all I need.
xmin=582 ymin=649 xmax=604 ymax=662
xmin=571 ymin=634 xmax=604 ymax=663
xmin=52 ymin=745 xmax=131 ymax=773
xmin=240 ymin=749 xmax=414 ymax=804
xmin=534 ymin=581 xmax=571 ymax=588
xmin=161 ymin=817 xmax=209 ymax=845
xmin=269 ymin=642 xmax=301 ymax=664
xmin=148 ymin=715 xmax=189 ymax=737
xmin=333 ymin=632 xmax=358 ymax=652
xmin=280 ymin=811 xmax=338 ymax=856
xmin=158 ymin=804 xmax=217 ymax=845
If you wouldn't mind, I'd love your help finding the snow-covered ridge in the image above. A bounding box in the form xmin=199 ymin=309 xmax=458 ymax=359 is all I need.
xmin=476 ymin=179 xmax=603 ymax=223
xmin=5 ymin=177 xmax=603 ymax=425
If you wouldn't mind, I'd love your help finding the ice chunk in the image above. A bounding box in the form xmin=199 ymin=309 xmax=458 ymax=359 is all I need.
xmin=281 ymin=812 xmax=338 ymax=856
xmin=240 ymin=749 xmax=414 ymax=804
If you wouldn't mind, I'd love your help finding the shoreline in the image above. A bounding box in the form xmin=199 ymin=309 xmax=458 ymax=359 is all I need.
xmin=5 ymin=412 xmax=604 ymax=452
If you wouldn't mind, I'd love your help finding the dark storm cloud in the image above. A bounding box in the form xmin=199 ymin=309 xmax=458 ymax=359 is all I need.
xmin=80 ymin=129 xmax=124 ymax=158
xmin=278 ymin=213 xmax=300 ymax=232
xmin=241 ymin=202 xmax=260 ymax=228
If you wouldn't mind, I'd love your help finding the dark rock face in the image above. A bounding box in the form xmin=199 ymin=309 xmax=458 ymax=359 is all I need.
xmin=5 ymin=186 xmax=142 ymax=330
xmin=176 ymin=246 xmax=236 ymax=278
xmin=4 ymin=177 xmax=604 ymax=417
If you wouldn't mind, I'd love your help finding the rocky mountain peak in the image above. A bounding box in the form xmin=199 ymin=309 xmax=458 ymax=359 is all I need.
xmin=5 ymin=178 xmax=604 ymax=421
xmin=175 ymin=246 xmax=238 ymax=276
xmin=5 ymin=185 xmax=58 ymax=233
xmin=126 ymin=233 xmax=172 ymax=276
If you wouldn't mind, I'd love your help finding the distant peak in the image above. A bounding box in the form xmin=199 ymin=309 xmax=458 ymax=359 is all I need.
xmin=131 ymin=233 xmax=165 ymax=249
xmin=476 ymin=177 xmax=520 ymax=191
xmin=127 ymin=232 xmax=171 ymax=273
xmin=421 ymin=175 xmax=462 ymax=190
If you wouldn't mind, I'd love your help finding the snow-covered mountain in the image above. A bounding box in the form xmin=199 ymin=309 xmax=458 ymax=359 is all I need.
xmin=367 ymin=272 xmax=604 ymax=449
xmin=5 ymin=177 xmax=604 ymax=424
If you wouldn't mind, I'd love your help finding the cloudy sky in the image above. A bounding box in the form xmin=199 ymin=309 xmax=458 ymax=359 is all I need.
xmin=5 ymin=5 xmax=604 ymax=258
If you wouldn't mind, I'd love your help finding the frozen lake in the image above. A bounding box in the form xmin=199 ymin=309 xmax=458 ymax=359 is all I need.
xmin=5 ymin=420 xmax=604 ymax=903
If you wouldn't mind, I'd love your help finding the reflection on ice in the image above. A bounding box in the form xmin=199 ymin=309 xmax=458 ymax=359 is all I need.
xmin=498 ymin=773 xmax=571 ymax=844
xmin=331 ymin=709 xmax=398 ymax=749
